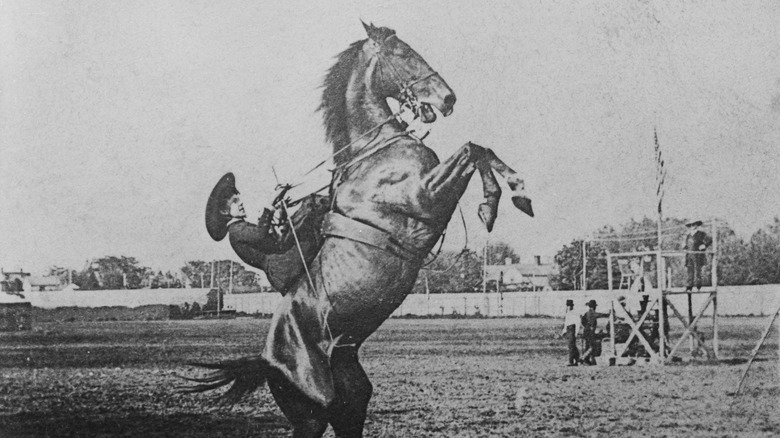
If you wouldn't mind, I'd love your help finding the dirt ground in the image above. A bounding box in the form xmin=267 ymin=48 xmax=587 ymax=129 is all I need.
xmin=0 ymin=316 xmax=777 ymax=437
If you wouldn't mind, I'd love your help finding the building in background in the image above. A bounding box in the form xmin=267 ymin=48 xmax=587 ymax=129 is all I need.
xmin=2 ymin=269 xmax=64 ymax=293
xmin=485 ymin=256 xmax=555 ymax=292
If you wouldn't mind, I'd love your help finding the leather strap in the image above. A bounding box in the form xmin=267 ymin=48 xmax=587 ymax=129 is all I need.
xmin=321 ymin=212 xmax=426 ymax=262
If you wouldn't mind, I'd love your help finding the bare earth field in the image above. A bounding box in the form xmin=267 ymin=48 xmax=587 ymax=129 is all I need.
xmin=0 ymin=316 xmax=777 ymax=437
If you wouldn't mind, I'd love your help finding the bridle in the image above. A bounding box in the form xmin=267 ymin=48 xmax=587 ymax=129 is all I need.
xmin=302 ymin=34 xmax=442 ymax=180
xmin=374 ymin=34 xmax=441 ymax=121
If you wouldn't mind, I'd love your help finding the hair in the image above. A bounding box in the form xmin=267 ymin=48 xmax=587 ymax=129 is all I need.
xmin=219 ymin=189 xmax=240 ymax=213
xmin=318 ymin=25 xmax=396 ymax=165
xmin=319 ymin=40 xmax=364 ymax=165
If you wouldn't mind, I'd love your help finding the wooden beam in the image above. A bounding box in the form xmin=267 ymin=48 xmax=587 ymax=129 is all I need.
xmin=666 ymin=299 xmax=712 ymax=358
xmin=582 ymin=240 xmax=587 ymax=291
xmin=712 ymin=223 xmax=719 ymax=359
xmin=735 ymin=306 xmax=780 ymax=395
xmin=688 ymin=292 xmax=694 ymax=351
xmin=607 ymin=250 xmax=715 ymax=258
xmin=614 ymin=299 xmax=658 ymax=360
xmin=666 ymin=293 xmax=714 ymax=362
xmin=609 ymin=301 xmax=616 ymax=357
xmin=713 ymin=294 xmax=719 ymax=359
xmin=663 ymin=287 xmax=717 ymax=295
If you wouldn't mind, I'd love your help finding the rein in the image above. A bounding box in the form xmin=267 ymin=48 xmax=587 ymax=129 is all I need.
xmin=422 ymin=203 xmax=471 ymax=272
xmin=299 ymin=34 xmax=438 ymax=183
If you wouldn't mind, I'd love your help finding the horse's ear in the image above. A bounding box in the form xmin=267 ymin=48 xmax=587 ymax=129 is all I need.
xmin=361 ymin=20 xmax=381 ymax=42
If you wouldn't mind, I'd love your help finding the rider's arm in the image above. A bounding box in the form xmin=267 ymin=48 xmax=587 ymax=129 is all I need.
xmin=258 ymin=208 xmax=274 ymax=230
xmin=229 ymin=220 xmax=275 ymax=249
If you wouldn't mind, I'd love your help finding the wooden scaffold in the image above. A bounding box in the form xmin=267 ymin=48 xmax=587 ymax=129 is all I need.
xmin=601 ymin=220 xmax=720 ymax=365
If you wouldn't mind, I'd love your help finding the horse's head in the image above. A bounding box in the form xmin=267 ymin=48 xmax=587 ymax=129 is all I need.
xmin=362 ymin=22 xmax=456 ymax=123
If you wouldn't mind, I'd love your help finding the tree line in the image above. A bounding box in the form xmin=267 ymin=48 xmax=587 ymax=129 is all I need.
xmin=43 ymin=216 xmax=779 ymax=292
xmin=551 ymin=216 xmax=780 ymax=290
xmin=48 ymin=257 xmax=263 ymax=291
xmin=47 ymin=243 xmax=522 ymax=293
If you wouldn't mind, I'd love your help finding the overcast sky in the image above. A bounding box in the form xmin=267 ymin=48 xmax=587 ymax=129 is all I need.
xmin=2 ymin=0 xmax=779 ymax=274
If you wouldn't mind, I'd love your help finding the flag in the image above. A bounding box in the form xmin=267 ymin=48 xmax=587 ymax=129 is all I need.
xmin=654 ymin=128 xmax=667 ymax=214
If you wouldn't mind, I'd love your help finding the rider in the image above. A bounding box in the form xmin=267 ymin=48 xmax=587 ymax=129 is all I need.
xmin=206 ymin=172 xmax=294 ymax=257
xmin=206 ymin=172 xmax=329 ymax=293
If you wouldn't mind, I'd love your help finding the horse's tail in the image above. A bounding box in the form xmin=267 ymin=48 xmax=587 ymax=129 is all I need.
xmin=180 ymin=355 xmax=274 ymax=404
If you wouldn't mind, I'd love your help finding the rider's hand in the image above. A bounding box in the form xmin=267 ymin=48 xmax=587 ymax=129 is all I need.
xmin=265 ymin=187 xmax=285 ymax=211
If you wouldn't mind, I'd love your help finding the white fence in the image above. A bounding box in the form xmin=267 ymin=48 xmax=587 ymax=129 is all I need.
xmin=19 ymin=285 xmax=779 ymax=317
xmin=225 ymin=284 xmax=780 ymax=318
xmin=24 ymin=288 xmax=211 ymax=309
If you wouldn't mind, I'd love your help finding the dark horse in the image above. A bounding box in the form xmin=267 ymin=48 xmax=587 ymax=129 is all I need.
xmin=188 ymin=23 xmax=533 ymax=437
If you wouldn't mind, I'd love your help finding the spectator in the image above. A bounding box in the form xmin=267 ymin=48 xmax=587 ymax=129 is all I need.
xmin=683 ymin=220 xmax=712 ymax=291
xmin=581 ymin=300 xmax=609 ymax=365
xmin=560 ymin=299 xmax=581 ymax=366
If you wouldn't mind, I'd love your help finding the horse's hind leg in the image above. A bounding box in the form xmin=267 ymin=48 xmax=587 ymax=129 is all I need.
xmin=267 ymin=372 xmax=329 ymax=438
xmin=328 ymin=347 xmax=372 ymax=438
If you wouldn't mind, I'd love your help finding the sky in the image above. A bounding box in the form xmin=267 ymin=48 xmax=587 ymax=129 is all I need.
xmin=1 ymin=0 xmax=779 ymax=274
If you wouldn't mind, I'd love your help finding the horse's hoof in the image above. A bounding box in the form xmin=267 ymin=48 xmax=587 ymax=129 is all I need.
xmin=478 ymin=203 xmax=497 ymax=232
xmin=512 ymin=196 xmax=534 ymax=217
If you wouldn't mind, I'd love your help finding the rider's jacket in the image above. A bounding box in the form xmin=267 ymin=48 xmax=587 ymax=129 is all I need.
xmin=228 ymin=208 xmax=293 ymax=269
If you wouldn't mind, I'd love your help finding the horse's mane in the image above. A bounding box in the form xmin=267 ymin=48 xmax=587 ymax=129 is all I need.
xmin=319 ymin=40 xmax=363 ymax=165
xmin=319 ymin=26 xmax=396 ymax=165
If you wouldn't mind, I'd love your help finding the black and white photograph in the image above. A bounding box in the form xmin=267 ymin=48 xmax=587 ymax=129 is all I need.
xmin=1 ymin=1 xmax=778 ymax=436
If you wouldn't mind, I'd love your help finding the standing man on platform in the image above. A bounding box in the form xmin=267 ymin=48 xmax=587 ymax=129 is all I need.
xmin=560 ymin=299 xmax=581 ymax=366
xmin=684 ymin=220 xmax=712 ymax=292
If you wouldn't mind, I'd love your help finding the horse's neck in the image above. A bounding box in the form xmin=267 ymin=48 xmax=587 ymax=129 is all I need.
xmin=345 ymin=59 xmax=404 ymax=153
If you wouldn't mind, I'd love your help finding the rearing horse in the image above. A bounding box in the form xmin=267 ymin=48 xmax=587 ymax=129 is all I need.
xmin=189 ymin=23 xmax=533 ymax=438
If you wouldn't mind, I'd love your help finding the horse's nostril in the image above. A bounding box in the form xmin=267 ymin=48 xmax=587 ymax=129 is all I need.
xmin=444 ymin=94 xmax=457 ymax=108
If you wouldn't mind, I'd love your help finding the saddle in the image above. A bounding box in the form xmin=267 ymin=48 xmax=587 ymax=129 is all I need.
xmin=263 ymin=194 xmax=331 ymax=293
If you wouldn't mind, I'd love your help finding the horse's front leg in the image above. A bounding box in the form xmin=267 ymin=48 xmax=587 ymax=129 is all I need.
xmin=421 ymin=142 xmax=479 ymax=208
xmin=480 ymin=146 xmax=534 ymax=217
xmin=421 ymin=142 xmax=501 ymax=230
xmin=476 ymin=157 xmax=501 ymax=232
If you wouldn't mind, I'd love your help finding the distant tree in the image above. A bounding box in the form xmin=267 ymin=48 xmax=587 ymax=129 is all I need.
xmin=181 ymin=261 xmax=213 ymax=288
xmin=551 ymin=217 xmax=700 ymax=290
xmin=149 ymin=270 xmax=184 ymax=289
xmin=181 ymin=260 xmax=259 ymax=291
xmin=745 ymin=217 xmax=780 ymax=284
xmin=716 ymin=226 xmax=750 ymax=285
xmin=74 ymin=256 xmax=150 ymax=290
xmin=550 ymin=239 xmax=611 ymax=290
xmin=485 ymin=242 xmax=521 ymax=265
xmin=412 ymin=249 xmax=483 ymax=294
xmin=550 ymin=216 xmax=780 ymax=289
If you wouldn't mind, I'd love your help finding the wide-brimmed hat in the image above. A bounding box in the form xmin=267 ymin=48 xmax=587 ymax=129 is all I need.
xmin=587 ymin=299 xmax=597 ymax=308
xmin=565 ymin=299 xmax=574 ymax=306
xmin=686 ymin=220 xmax=703 ymax=227
xmin=206 ymin=172 xmax=238 ymax=241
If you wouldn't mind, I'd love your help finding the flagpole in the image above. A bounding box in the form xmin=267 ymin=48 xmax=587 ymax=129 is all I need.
xmin=654 ymin=128 xmax=667 ymax=363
